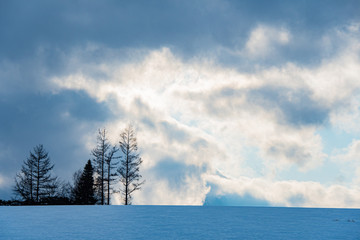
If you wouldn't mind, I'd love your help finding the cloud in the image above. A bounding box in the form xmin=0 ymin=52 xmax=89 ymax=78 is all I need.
xmin=2 ymin=1 xmax=359 ymax=65
xmin=51 ymin=47 xmax=325 ymax=171
xmin=45 ymin=20 xmax=360 ymax=205
xmin=332 ymin=139 xmax=360 ymax=186
xmin=2 ymin=19 xmax=357 ymax=203
xmin=244 ymin=25 xmax=291 ymax=58
xmin=1 ymin=1 xmax=360 ymax=206
xmin=125 ymin=158 xmax=210 ymax=205
xmin=0 ymin=174 xmax=4 ymax=187
xmin=247 ymin=86 xmax=329 ymax=126
xmin=0 ymin=89 xmax=115 ymax=194
xmin=334 ymin=139 xmax=360 ymax=162
xmin=50 ymin=27 xmax=358 ymax=167
xmin=205 ymin=173 xmax=360 ymax=208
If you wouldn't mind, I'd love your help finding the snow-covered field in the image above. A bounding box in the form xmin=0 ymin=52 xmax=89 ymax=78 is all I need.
xmin=1 ymin=206 xmax=359 ymax=239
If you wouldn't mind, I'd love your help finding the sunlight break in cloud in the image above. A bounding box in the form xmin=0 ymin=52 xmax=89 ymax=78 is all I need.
xmin=48 ymin=20 xmax=360 ymax=207
xmin=51 ymin=47 xmax=326 ymax=172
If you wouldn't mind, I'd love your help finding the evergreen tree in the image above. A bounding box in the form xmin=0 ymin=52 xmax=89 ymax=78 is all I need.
xmin=117 ymin=125 xmax=144 ymax=205
xmin=13 ymin=144 xmax=58 ymax=203
xmin=73 ymin=160 xmax=96 ymax=205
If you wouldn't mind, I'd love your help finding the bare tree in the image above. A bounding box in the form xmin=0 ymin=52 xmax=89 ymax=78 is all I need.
xmin=105 ymin=146 xmax=119 ymax=205
xmin=92 ymin=129 xmax=110 ymax=205
xmin=117 ymin=125 xmax=144 ymax=205
xmin=92 ymin=128 xmax=119 ymax=205
xmin=13 ymin=157 xmax=35 ymax=203
xmin=14 ymin=144 xmax=58 ymax=203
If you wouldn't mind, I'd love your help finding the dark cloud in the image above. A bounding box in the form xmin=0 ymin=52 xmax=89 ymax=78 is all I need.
xmin=0 ymin=0 xmax=227 ymax=59
xmin=1 ymin=0 xmax=359 ymax=64
xmin=267 ymin=142 xmax=312 ymax=168
xmin=230 ymin=0 xmax=360 ymax=28
xmin=0 ymin=90 xmax=114 ymax=199
xmin=195 ymin=85 xmax=329 ymax=126
xmin=248 ymin=86 xmax=330 ymax=126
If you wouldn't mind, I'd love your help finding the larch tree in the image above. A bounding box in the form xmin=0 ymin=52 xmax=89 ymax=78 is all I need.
xmin=92 ymin=129 xmax=110 ymax=205
xmin=13 ymin=157 xmax=35 ymax=203
xmin=117 ymin=125 xmax=144 ymax=205
xmin=92 ymin=128 xmax=118 ymax=205
xmin=105 ymin=146 xmax=119 ymax=205
xmin=13 ymin=144 xmax=58 ymax=203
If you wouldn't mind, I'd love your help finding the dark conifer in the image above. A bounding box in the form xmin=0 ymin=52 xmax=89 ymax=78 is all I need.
xmin=73 ymin=160 xmax=96 ymax=205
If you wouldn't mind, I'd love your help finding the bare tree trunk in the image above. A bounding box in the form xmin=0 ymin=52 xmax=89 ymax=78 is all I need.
xmin=107 ymin=164 xmax=110 ymax=205
xmin=125 ymin=132 xmax=129 ymax=205
xmin=30 ymin=165 xmax=33 ymax=202
xmin=101 ymin=147 xmax=104 ymax=205
xmin=36 ymin=156 xmax=40 ymax=203
xmin=125 ymin=150 xmax=129 ymax=205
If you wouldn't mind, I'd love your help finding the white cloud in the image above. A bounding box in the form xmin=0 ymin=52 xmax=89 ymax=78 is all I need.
xmin=206 ymin=174 xmax=360 ymax=208
xmin=50 ymin=47 xmax=323 ymax=204
xmin=0 ymin=144 xmax=16 ymax=189
xmin=48 ymin=22 xmax=360 ymax=206
xmin=0 ymin=173 xmax=11 ymax=189
xmin=244 ymin=25 xmax=291 ymax=58
xmin=126 ymin=173 xmax=210 ymax=205
xmin=332 ymin=139 xmax=360 ymax=186
xmin=51 ymin=47 xmax=328 ymax=171
xmin=334 ymin=139 xmax=360 ymax=162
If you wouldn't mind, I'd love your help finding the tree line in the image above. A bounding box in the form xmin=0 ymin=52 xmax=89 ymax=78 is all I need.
xmin=4 ymin=125 xmax=144 ymax=206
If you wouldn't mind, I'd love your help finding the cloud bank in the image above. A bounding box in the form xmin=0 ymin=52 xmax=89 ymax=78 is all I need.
xmin=47 ymin=21 xmax=360 ymax=206
xmin=1 ymin=1 xmax=360 ymax=207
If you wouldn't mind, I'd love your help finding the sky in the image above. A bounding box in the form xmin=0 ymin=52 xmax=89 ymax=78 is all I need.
xmin=1 ymin=0 xmax=360 ymax=207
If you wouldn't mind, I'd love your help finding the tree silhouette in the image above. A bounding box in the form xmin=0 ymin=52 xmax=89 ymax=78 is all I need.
xmin=92 ymin=128 xmax=119 ymax=205
xmin=13 ymin=157 xmax=35 ymax=203
xmin=92 ymin=129 xmax=110 ymax=205
xmin=117 ymin=125 xmax=144 ymax=205
xmin=14 ymin=144 xmax=58 ymax=203
xmin=73 ymin=160 xmax=96 ymax=205
xmin=105 ymin=146 xmax=119 ymax=205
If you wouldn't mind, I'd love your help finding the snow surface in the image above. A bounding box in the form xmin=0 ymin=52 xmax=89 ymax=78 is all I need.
xmin=1 ymin=206 xmax=359 ymax=239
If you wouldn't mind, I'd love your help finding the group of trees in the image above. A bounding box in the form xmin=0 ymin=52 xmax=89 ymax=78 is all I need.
xmin=11 ymin=125 xmax=144 ymax=205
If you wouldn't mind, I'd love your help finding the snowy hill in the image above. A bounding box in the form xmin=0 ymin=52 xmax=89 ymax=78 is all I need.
xmin=1 ymin=206 xmax=359 ymax=239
